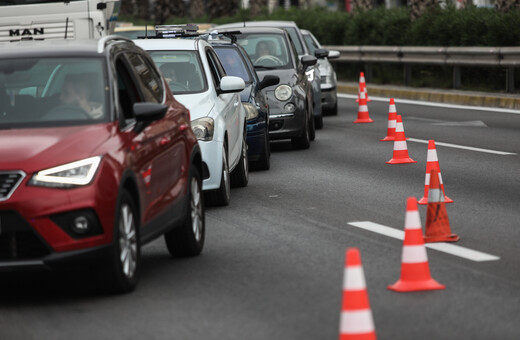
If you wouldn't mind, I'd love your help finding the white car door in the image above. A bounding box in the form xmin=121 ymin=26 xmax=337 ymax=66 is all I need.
xmin=205 ymin=49 xmax=242 ymax=170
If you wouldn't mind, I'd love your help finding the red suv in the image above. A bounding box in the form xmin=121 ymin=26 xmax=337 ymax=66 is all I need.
xmin=0 ymin=37 xmax=204 ymax=293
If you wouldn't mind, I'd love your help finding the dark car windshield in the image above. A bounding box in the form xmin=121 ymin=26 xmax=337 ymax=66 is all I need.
xmin=148 ymin=50 xmax=206 ymax=94
xmin=0 ymin=57 xmax=107 ymax=128
xmin=213 ymin=46 xmax=252 ymax=84
xmin=234 ymin=33 xmax=294 ymax=70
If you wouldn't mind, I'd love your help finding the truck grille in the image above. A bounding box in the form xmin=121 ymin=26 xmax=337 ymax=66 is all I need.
xmin=0 ymin=21 xmax=75 ymax=42
xmin=0 ymin=171 xmax=25 ymax=202
xmin=0 ymin=211 xmax=50 ymax=260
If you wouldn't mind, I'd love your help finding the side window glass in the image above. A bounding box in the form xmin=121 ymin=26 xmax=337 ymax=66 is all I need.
xmin=115 ymin=56 xmax=140 ymax=123
xmin=206 ymin=49 xmax=226 ymax=87
xmin=126 ymin=52 xmax=163 ymax=103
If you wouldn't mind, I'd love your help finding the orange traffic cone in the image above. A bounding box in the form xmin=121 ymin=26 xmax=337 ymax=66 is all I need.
xmin=356 ymin=72 xmax=371 ymax=103
xmin=339 ymin=248 xmax=377 ymax=340
xmin=418 ymin=140 xmax=453 ymax=204
xmin=380 ymin=98 xmax=397 ymax=141
xmin=386 ymin=115 xmax=416 ymax=164
xmin=353 ymin=91 xmax=373 ymax=123
xmin=388 ymin=197 xmax=445 ymax=292
xmin=424 ymin=169 xmax=460 ymax=243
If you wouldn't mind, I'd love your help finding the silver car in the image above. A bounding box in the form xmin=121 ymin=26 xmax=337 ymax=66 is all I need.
xmin=301 ymin=29 xmax=340 ymax=116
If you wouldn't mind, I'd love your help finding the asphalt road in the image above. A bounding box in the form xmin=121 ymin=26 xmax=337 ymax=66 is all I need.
xmin=1 ymin=95 xmax=519 ymax=340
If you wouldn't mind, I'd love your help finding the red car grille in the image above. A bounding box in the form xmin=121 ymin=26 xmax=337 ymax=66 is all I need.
xmin=0 ymin=211 xmax=51 ymax=260
xmin=0 ymin=171 xmax=25 ymax=201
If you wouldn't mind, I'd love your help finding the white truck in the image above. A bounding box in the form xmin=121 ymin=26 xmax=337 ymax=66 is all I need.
xmin=0 ymin=0 xmax=120 ymax=42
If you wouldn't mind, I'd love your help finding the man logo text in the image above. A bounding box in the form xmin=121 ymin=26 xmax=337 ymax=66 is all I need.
xmin=9 ymin=28 xmax=44 ymax=36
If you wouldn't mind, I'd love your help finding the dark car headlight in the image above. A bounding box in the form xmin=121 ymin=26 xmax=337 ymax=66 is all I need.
xmin=274 ymin=85 xmax=292 ymax=101
xmin=29 ymin=156 xmax=102 ymax=188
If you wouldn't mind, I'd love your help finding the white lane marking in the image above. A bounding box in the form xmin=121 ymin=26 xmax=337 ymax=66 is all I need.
xmin=432 ymin=120 xmax=488 ymax=127
xmin=338 ymin=93 xmax=520 ymax=115
xmin=347 ymin=221 xmax=500 ymax=262
xmin=407 ymin=138 xmax=516 ymax=155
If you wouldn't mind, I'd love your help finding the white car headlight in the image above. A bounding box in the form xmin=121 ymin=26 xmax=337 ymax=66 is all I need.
xmin=29 ymin=156 xmax=102 ymax=188
xmin=191 ymin=117 xmax=214 ymax=141
xmin=242 ymin=102 xmax=259 ymax=121
xmin=274 ymin=85 xmax=292 ymax=101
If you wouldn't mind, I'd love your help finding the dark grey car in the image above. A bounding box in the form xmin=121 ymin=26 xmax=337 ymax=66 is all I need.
xmin=214 ymin=20 xmax=323 ymax=130
xmin=215 ymin=27 xmax=317 ymax=150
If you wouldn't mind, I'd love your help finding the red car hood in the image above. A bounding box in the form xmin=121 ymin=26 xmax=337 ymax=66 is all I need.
xmin=0 ymin=124 xmax=114 ymax=173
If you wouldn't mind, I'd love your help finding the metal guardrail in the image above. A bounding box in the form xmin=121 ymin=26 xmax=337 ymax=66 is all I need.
xmin=323 ymin=45 xmax=520 ymax=92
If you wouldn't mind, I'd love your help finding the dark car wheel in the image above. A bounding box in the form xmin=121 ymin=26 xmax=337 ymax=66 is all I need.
xmin=165 ymin=166 xmax=205 ymax=257
xmin=315 ymin=114 xmax=323 ymax=130
xmin=205 ymin=143 xmax=230 ymax=206
xmin=231 ymin=132 xmax=249 ymax=187
xmin=254 ymin=127 xmax=271 ymax=171
xmin=291 ymin=112 xmax=311 ymax=150
xmin=325 ymin=102 xmax=338 ymax=116
xmin=100 ymin=189 xmax=140 ymax=294
xmin=309 ymin=112 xmax=316 ymax=142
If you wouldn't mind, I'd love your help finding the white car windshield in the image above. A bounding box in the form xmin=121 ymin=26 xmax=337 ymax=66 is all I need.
xmin=149 ymin=51 xmax=206 ymax=94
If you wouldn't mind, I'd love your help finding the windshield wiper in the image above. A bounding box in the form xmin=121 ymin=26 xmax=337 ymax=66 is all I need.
xmin=254 ymin=65 xmax=277 ymax=70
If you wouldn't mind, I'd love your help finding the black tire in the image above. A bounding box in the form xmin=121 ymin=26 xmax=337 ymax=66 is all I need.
xmin=101 ymin=189 xmax=140 ymax=294
xmin=309 ymin=112 xmax=316 ymax=142
xmin=205 ymin=143 xmax=230 ymax=206
xmin=291 ymin=112 xmax=310 ymax=150
xmin=165 ymin=166 xmax=205 ymax=257
xmin=231 ymin=132 xmax=249 ymax=187
xmin=325 ymin=102 xmax=338 ymax=116
xmin=254 ymin=127 xmax=271 ymax=171
xmin=314 ymin=114 xmax=323 ymax=130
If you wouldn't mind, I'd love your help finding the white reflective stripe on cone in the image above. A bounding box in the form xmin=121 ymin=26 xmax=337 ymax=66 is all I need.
xmin=424 ymin=173 xmax=430 ymax=185
xmin=394 ymin=141 xmax=408 ymax=151
xmin=402 ymin=245 xmax=428 ymax=263
xmin=344 ymin=266 xmax=366 ymax=290
xmin=388 ymin=120 xmax=396 ymax=128
xmin=395 ymin=123 xmax=404 ymax=132
xmin=438 ymin=172 xmax=444 ymax=184
xmin=428 ymin=188 xmax=444 ymax=202
xmin=359 ymin=105 xmax=368 ymax=112
xmin=405 ymin=210 xmax=421 ymax=230
xmin=427 ymin=149 xmax=439 ymax=162
xmin=340 ymin=310 xmax=375 ymax=334
xmin=389 ymin=104 xmax=396 ymax=112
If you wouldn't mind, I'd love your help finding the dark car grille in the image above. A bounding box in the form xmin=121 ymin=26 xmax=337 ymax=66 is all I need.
xmin=0 ymin=171 xmax=25 ymax=201
xmin=0 ymin=211 xmax=50 ymax=260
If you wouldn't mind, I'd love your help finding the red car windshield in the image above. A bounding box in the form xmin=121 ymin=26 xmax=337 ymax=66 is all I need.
xmin=0 ymin=57 xmax=107 ymax=127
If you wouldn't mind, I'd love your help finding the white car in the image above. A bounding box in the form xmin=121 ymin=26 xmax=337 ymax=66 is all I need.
xmin=301 ymin=29 xmax=340 ymax=116
xmin=134 ymin=36 xmax=248 ymax=206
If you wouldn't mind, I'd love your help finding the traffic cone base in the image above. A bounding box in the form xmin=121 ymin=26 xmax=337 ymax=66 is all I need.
xmin=424 ymin=169 xmax=459 ymax=243
xmin=354 ymin=91 xmax=373 ymax=124
xmin=386 ymin=116 xmax=416 ymax=164
xmin=388 ymin=197 xmax=445 ymax=293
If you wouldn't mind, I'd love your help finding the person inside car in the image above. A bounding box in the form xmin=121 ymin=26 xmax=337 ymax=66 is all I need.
xmin=54 ymin=74 xmax=103 ymax=119
xmin=255 ymin=41 xmax=271 ymax=61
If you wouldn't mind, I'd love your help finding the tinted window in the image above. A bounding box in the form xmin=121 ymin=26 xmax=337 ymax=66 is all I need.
xmin=149 ymin=51 xmax=206 ymax=94
xmin=303 ymin=34 xmax=319 ymax=55
xmin=213 ymin=47 xmax=252 ymax=83
xmin=126 ymin=53 xmax=163 ymax=103
xmin=284 ymin=27 xmax=304 ymax=55
xmin=0 ymin=57 xmax=107 ymax=127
